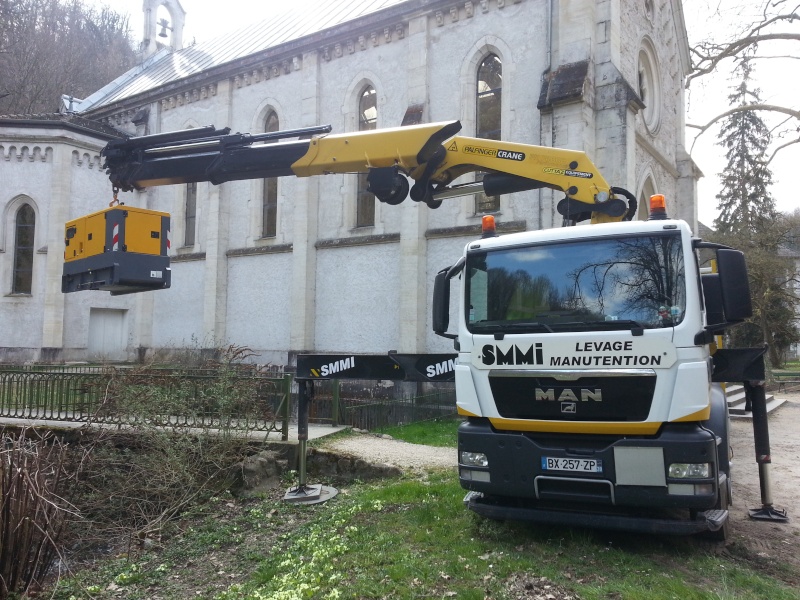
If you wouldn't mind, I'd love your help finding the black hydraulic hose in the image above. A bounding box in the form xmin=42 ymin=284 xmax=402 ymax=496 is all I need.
xmin=611 ymin=186 xmax=637 ymax=221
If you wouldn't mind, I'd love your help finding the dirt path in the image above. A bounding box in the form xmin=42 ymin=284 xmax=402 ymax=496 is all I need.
xmin=727 ymin=395 xmax=800 ymax=569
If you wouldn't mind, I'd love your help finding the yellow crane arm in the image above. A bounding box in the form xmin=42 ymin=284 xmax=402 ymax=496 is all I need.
xmin=102 ymin=120 xmax=633 ymax=223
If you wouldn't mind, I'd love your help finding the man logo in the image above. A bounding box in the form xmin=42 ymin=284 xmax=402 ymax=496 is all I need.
xmin=534 ymin=388 xmax=602 ymax=402
xmin=561 ymin=403 xmax=577 ymax=414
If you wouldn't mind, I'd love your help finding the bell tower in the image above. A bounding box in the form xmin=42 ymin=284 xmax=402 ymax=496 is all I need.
xmin=141 ymin=0 xmax=186 ymax=60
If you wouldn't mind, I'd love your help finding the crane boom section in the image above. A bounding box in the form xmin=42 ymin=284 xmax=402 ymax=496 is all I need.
xmin=289 ymin=121 xmax=461 ymax=176
xmin=102 ymin=120 xmax=620 ymax=219
xmin=432 ymin=135 xmax=611 ymax=203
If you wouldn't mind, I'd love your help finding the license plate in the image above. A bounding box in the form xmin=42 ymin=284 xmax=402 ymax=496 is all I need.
xmin=541 ymin=457 xmax=603 ymax=473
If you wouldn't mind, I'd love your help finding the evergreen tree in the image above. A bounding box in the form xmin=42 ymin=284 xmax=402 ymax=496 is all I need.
xmin=710 ymin=60 xmax=800 ymax=366
xmin=713 ymin=59 xmax=777 ymax=234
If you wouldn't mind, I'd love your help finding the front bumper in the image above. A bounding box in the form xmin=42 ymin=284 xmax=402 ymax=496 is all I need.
xmin=463 ymin=491 xmax=728 ymax=535
xmin=458 ymin=419 xmax=720 ymax=511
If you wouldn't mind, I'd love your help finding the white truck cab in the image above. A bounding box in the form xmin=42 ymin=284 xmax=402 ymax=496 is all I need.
xmin=433 ymin=211 xmax=752 ymax=539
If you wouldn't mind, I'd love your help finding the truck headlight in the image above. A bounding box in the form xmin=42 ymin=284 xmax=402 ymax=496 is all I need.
xmin=460 ymin=451 xmax=488 ymax=467
xmin=668 ymin=463 xmax=710 ymax=479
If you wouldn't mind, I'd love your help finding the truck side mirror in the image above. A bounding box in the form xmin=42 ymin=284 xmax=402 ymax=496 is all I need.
xmin=432 ymin=258 xmax=463 ymax=340
xmin=717 ymin=249 xmax=752 ymax=322
xmin=432 ymin=269 xmax=452 ymax=337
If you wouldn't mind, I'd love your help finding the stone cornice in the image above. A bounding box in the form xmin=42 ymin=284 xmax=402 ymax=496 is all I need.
xmin=1 ymin=144 xmax=52 ymax=163
xmin=0 ymin=133 xmax=111 ymax=153
xmin=316 ymin=233 xmax=400 ymax=249
xmin=426 ymin=220 xmax=526 ymax=239
xmin=172 ymin=252 xmax=207 ymax=262
xmin=70 ymin=149 xmax=103 ymax=170
xmin=1 ymin=139 xmax=106 ymax=169
xmin=227 ymin=244 xmax=293 ymax=257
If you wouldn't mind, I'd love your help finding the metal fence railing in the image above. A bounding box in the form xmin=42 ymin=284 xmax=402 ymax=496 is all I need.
xmin=0 ymin=366 xmax=458 ymax=436
xmin=307 ymin=379 xmax=457 ymax=431
xmin=0 ymin=366 xmax=112 ymax=421
xmin=0 ymin=365 xmax=292 ymax=438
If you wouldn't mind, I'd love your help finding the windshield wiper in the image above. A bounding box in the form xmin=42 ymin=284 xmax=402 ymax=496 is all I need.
xmin=471 ymin=321 xmax=554 ymax=333
xmin=555 ymin=320 xmax=645 ymax=331
xmin=505 ymin=322 xmax=554 ymax=333
xmin=603 ymin=319 xmax=645 ymax=329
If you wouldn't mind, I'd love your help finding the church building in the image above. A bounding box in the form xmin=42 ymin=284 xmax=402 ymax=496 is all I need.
xmin=0 ymin=0 xmax=699 ymax=364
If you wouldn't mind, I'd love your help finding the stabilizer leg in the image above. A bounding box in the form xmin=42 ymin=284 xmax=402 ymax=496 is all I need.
xmin=744 ymin=380 xmax=789 ymax=522
xmin=283 ymin=379 xmax=338 ymax=505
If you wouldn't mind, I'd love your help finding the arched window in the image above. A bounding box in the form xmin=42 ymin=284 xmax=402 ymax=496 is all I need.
xmin=184 ymin=182 xmax=197 ymax=246
xmin=638 ymin=176 xmax=657 ymax=221
xmin=476 ymin=54 xmax=502 ymax=213
xmin=12 ymin=204 xmax=35 ymax=294
xmin=638 ymin=40 xmax=661 ymax=133
xmin=262 ymin=110 xmax=280 ymax=238
xmin=356 ymin=86 xmax=377 ymax=227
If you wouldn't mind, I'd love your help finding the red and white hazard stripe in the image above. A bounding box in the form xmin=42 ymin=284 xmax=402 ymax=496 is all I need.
xmin=112 ymin=224 xmax=120 ymax=251
xmin=166 ymin=229 xmax=171 ymax=251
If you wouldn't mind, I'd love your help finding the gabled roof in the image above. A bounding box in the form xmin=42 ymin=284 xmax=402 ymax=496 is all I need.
xmin=79 ymin=0 xmax=408 ymax=113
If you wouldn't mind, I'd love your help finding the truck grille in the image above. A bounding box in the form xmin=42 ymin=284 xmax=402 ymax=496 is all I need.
xmin=535 ymin=476 xmax=614 ymax=503
xmin=489 ymin=375 xmax=655 ymax=421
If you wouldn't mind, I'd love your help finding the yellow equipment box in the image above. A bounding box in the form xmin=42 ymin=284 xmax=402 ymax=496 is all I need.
xmin=62 ymin=206 xmax=171 ymax=295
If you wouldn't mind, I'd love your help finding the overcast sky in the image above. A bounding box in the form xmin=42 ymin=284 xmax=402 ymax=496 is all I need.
xmin=95 ymin=0 xmax=798 ymax=225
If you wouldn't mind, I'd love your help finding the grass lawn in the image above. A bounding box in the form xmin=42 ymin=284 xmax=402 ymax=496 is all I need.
xmin=775 ymin=360 xmax=800 ymax=371
xmin=43 ymin=407 xmax=800 ymax=600
xmin=49 ymin=468 xmax=800 ymax=600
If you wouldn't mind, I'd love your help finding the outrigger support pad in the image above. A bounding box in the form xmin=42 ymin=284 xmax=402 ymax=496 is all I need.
xmin=283 ymin=483 xmax=339 ymax=505
xmin=749 ymin=504 xmax=789 ymax=522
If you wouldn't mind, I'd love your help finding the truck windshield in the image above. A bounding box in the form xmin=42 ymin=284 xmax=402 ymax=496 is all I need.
xmin=466 ymin=232 xmax=686 ymax=333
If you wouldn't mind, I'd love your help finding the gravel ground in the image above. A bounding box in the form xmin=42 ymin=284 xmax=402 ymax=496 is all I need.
xmin=321 ymin=433 xmax=458 ymax=471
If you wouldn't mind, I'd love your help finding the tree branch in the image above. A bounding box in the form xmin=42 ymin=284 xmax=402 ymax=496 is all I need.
xmin=687 ymin=104 xmax=800 ymax=154
xmin=766 ymin=137 xmax=800 ymax=165
xmin=687 ymin=32 xmax=800 ymax=87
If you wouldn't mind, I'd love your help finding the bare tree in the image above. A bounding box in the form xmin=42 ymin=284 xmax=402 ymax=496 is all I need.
xmin=687 ymin=2 xmax=799 ymax=86
xmin=0 ymin=0 xmax=136 ymax=115
xmin=686 ymin=1 xmax=800 ymax=163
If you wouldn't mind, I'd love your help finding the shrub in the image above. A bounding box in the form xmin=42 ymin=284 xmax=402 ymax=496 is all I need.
xmin=0 ymin=428 xmax=76 ymax=598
